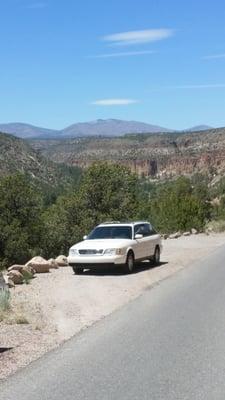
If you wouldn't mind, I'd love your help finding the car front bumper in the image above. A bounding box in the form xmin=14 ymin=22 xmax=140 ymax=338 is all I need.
xmin=68 ymin=254 xmax=126 ymax=266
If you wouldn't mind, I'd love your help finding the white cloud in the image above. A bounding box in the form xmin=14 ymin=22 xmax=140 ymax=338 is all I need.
xmin=91 ymin=99 xmax=139 ymax=106
xmin=172 ymin=84 xmax=225 ymax=89
xmin=102 ymin=29 xmax=173 ymax=46
xmin=203 ymin=53 xmax=225 ymax=60
xmin=89 ymin=50 xmax=155 ymax=59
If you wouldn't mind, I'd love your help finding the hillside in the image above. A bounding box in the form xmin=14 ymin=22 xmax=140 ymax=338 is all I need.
xmin=29 ymin=127 xmax=225 ymax=179
xmin=0 ymin=131 xmax=81 ymax=187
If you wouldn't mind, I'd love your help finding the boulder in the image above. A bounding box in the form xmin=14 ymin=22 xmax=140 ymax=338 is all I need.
xmin=48 ymin=259 xmax=59 ymax=269
xmin=8 ymin=278 xmax=15 ymax=288
xmin=183 ymin=231 xmax=191 ymax=236
xmin=26 ymin=256 xmax=46 ymax=266
xmin=4 ymin=274 xmax=15 ymax=288
xmin=55 ymin=255 xmax=68 ymax=267
xmin=26 ymin=256 xmax=50 ymax=273
xmin=191 ymin=228 xmax=198 ymax=235
xmin=169 ymin=232 xmax=181 ymax=239
xmin=162 ymin=234 xmax=168 ymax=240
xmin=8 ymin=264 xmax=24 ymax=273
xmin=205 ymin=227 xmax=213 ymax=235
xmin=7 ymin=270 xmax=24 ymax=285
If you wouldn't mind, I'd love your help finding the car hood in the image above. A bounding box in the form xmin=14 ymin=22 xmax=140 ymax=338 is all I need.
xmin=70 ymin=239 xmax=132 ymax=250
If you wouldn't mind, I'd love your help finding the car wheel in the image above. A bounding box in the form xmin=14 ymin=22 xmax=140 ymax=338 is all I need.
xmin=152 ymin=246 xmax=160 ymax=266
xmin=72 ymin=266 xmax=84 ymax=275
xmin=124 ymin=251 xmax=135 ymax=274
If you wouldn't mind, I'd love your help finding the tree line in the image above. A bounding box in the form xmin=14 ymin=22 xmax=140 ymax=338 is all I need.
xmin=0 ymin=163 xmax=223 ymax=269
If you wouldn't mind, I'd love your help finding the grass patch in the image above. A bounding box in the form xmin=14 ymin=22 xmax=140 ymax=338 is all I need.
xmin=0 ymin=290 xmax=10 ymax=312
xmin=21 ymin=269 xmax=33 ymax=285
xmin=0 ymin=290 xmax=11 ymax=323
xmin=0 ymin=291 xmax=29 ymax=325
xmin=14 ymin=314 xmax=29 ymax=325
xmin=206 ymin=220 xmax=225 ymax=233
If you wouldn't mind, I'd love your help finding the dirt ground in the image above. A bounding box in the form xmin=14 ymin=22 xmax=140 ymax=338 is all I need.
xmin=1 ymin=233 xmax=225 ymax=379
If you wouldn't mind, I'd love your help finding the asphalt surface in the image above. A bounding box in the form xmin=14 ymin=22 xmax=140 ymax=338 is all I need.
xmin=1 ymin=244 xmax=225 ymax=400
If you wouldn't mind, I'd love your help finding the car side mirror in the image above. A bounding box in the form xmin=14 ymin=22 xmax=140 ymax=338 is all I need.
xmin=83 ymin=235 xmax=88 ymax=240
xmin=135 ymin=234 xmax=143 ymax=239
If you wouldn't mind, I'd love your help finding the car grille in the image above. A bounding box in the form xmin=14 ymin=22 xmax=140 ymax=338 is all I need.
xmin=78 ymin=249 xmax=104 ymax=255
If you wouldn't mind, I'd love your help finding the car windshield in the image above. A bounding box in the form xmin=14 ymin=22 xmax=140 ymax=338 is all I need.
xmin=87 ymin=226 xmax=132 ymax=240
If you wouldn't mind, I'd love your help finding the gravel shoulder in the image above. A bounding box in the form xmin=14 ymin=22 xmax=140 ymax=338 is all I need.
xmin=1 ymin=233 xmax=225 ymax=380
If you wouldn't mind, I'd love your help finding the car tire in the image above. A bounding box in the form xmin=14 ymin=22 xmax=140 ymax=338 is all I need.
xmin=72 ymin=266 xmax=84 ymax=275
xmin=124 ymin=251 xmax=135 ymax=274
xmin=152 ymin=246 xmax=160 ymax=266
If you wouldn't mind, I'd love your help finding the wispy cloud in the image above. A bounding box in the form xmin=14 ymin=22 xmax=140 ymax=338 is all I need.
xmin=171 ymin=84 xmax=225 ymax=89
xmin=91 ymin=99 xmax=139 ymax=106
xmin=102 ymin=29 xmax=173 ymax=46
xmin=27 ymin=2 xmax=47 ymax=9
xmin=203 ymin=53 xmax=225 ymax=60
xmin=89 ymin=50 xmax=155 ymax=59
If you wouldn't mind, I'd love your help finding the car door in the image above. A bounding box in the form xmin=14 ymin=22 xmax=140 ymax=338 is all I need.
xmin=148 ymin=224 xmax=160 ymax=256
xmin=140 ymin=223 xmax=154 ymax=258
xmin=133 ymin=224 xmax=147 ymax=259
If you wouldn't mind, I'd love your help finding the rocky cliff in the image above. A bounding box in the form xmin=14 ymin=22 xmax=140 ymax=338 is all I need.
xmin=29 ymin=127 xmax=225 ymax=179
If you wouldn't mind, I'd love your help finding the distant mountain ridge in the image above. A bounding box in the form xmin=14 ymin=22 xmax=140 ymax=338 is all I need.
xmin=0 ymin=119 xmax=171 ymax=139
xmin=0 ymin=119 xmax=214 ymax=139
xmin=186 ymin=125 xmax=213 ymax=132
xmin=62 ymin=119 xmax=171 ymax=137
xmin=0 ymin=123 xmax=59 ymax=139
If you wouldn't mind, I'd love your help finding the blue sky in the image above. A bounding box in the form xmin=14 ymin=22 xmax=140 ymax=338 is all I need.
xmin=0 ymin=0 xmax=225 ymax=129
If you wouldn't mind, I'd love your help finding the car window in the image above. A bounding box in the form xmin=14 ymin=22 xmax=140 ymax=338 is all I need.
xmin=134 ymin=224 xmax=144 ymax=235
xmin=135 ymin=223 xmax=157 ymax=237
xmin=134 ymin=224 xmax=149 ymax=236
xmin=88 ymin=226 xmax=132 ymax=240
xmin=150 ymin=225 xmax=157 ymax=235
xmin=143 ymin=224 xmax=151 ymax=236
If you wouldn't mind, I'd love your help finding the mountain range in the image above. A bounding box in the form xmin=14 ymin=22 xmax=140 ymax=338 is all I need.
xmin=0 ymin=120 xmax=213 ymax=139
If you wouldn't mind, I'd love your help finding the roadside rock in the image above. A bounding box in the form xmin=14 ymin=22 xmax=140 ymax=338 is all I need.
xmin=55 ymin=255 xmax=68 ymax=267
xmin=205 ymin=227 xmax=213 ymax=235
xmin=48 ymin=259 xmax=59 ymax=269
xmin=191 ymin=228 xmax=198 ymax=235
xmin=7 ymin=278 xmax=15 ymax=288
xmin=7 ymin=270 xmax=24 ymax=285
xmin=4 ymin=274 xmax=15 ymax=288
xmin=26 ymin=256 xmax=50 ymax=274
xmin=8 ymin=264 xmax=25 ymax=273
xmin=183 ymin=231 xmax=191 ymax=236
xmin=169 ymin=232 xmax=181 ymax=239
xmin=162 ymin=234 xmax=168 ymax=240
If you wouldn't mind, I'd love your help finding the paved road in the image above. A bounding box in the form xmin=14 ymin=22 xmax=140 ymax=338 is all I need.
xmin=1 ymin=244 xmax=225 ymax=400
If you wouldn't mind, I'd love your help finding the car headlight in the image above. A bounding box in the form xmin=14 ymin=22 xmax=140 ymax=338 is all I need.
xmin=104 ymin=248 xmax=123 ymax=255
xmin=69 ymin=248 xmax=79 ymax=256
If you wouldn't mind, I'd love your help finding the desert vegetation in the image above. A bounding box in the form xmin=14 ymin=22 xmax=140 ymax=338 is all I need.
xmin=0 ymin=162 xmax=225 ymax=270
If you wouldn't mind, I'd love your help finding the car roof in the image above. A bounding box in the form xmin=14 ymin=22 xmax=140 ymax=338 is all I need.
xmin=98 ymin=221 xmax=150 ymax=227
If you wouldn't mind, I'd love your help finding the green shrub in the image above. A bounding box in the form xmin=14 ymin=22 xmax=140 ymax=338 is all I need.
xmin=206 ymin=220 xmax=225 ymax=233
xmin=0 ymin=290 xmax=11 ymax=312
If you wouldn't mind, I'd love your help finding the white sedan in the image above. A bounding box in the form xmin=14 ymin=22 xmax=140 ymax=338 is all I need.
xmin=68 ymin=221 xmax=162 ymax=274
